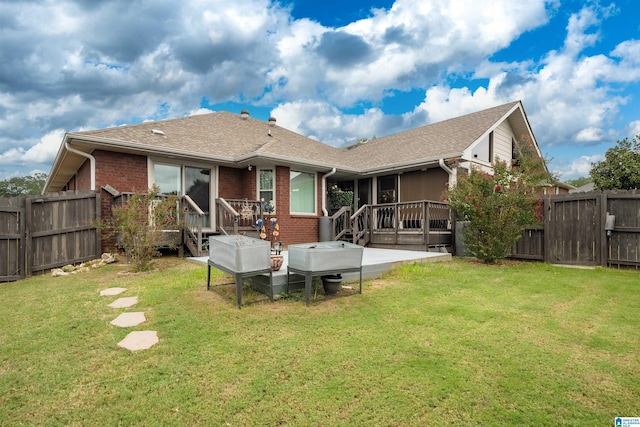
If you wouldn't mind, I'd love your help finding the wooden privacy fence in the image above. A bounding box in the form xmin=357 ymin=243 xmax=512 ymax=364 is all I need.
xmin=0 ymin=191 xmax=101 ymax=282
xmin=512 ymin=190 xmax=640 ymax=267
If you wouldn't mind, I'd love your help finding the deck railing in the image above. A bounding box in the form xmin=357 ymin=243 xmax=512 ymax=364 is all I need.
xmin=182 ymin=195 xmax=205 ymax=256
xmin=348 ymin=200 xmax=452 ymax=249
xmin=351 ymin=205 xmax=371 ymax=246
xmin=330 ymin=206 xmax=352 ymax=241
xmin=216 ymin=198 xmax=262 ymax=236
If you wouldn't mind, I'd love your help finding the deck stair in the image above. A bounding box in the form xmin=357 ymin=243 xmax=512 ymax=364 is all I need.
xmin=184 ymin=197 xmax=262 ymax=257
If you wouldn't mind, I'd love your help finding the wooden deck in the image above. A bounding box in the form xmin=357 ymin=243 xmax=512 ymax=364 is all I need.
xmin=332 ymin=200 xmax=454 ymax=252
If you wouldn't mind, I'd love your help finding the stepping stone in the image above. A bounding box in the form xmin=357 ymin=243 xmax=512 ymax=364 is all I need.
xmin=108 ymin=296 xmax=138 ymax=308
xmin=110 ymin=312 xmax=146 ymax=328
xmin=117 ymin=331 xmax=159 ymax=351
xmin=100 ymin=287 xmax=127 ymax=296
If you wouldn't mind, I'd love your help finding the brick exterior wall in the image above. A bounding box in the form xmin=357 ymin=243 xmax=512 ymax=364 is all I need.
xmin=64 ymin=152 xmax=325 ymax=251
xmin=64 ymin=150 xmax=148 ymax=252
xmin=273 ymin=166 xmax=321 ymax=245
xmin=219 ymin=165 xmax=322 ymax=245
xmin=218 ymin=166 xmax=255 ymax=199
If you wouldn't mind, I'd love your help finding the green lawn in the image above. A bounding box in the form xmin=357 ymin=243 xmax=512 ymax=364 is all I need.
xmin=1 ymin=257 xmax=639 ymax=426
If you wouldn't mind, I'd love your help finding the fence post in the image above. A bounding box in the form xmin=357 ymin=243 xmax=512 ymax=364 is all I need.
xmin=542 ymin=195 xmax=551 ymax=264
xmin=24 ymin=196 xmax=32 ymax=277
xmin=599 ymin=192 xmax=608 ymax=267
xmin=95 ymin=192 xmax=102 ymax=255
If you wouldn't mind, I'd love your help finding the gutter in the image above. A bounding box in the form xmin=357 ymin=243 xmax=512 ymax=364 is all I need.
xmin=65 ymin=140 xmax=96 ymax=191
xmin=321 ymin=167 xmax=337 ymax=216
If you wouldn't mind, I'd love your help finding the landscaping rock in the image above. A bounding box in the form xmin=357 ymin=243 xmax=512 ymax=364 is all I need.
xmin=51 ymin=269 xmax=69 ymax=277
xmin=50 ymin=253 xmax=118 ymax=277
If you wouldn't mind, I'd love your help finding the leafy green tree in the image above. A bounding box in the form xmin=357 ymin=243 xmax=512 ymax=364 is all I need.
xmin=590 ymin=135 xmax=640 ymax=190
xmin=446 ymin=139 xmax=548 ymax=263
xmin=0 ymin=173 xmax=48 ymax=197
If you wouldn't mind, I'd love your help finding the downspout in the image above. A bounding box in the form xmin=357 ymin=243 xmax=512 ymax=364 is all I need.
xmin=321 ymin=167 xmax=337 ymax=216
xmin=439 ymin=158 xmax=454 ymax=187
xmin=65 ymin=140 xmax=96 ymax=191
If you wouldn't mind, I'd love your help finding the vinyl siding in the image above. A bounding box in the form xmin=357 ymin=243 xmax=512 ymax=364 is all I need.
xmin=493 ymin=120 xmax=515 ymax=163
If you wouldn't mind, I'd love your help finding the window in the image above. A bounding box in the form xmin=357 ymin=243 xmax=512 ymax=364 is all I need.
xmin=290 ymin=170 xmax=316 ymax=214
xmin=154 ymin=164 xmax=181 ymax=195
xmin=259 ymin=168 xmax=275 ymax=209
xmin=153 ymin=162 xmax=212 ymax=227
xmin=185 ymin=166 xmax=211 ymax=226
xmin=377 ymin=175 xmax=397 ymax=204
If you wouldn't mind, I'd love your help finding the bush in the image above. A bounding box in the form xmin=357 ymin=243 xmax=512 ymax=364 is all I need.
xmin=109 ymin=186 xmax=181 ymax=272
xmin=446 ymin=158 xmax=544 ymax=263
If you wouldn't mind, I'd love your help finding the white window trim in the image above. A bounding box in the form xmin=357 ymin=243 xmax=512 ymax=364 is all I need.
xmin=257 ymin=167 xmax=276 ymax=212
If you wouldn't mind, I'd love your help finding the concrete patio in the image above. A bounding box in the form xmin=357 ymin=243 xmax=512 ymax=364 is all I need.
xmin=191 ymin=247 xmax=451 ymax=295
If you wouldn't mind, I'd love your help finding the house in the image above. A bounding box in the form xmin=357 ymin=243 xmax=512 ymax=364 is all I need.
xmin=44 ymin=100 xmax=543 ymax=253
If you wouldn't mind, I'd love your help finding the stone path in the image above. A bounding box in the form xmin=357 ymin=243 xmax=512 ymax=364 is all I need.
xmin=100 ymin=287 xmax=159 ymax=351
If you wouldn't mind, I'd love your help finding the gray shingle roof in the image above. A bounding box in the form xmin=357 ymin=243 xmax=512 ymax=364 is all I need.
xmin=340 ymin=101 xmax=521 ymax=171
xmin=46 ymin=101 xmax=533 ymax=192
xmin=74 ymin=111 xmax=344 ymax=167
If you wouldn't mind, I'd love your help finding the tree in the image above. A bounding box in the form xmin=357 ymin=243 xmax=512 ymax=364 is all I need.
xmin=0 ymin=173 xmax=48 ymax=197
xmin=590 ymin=135 xmax=640 ymax=190
xmin=446 ymin=139 xmax=548 ymax=263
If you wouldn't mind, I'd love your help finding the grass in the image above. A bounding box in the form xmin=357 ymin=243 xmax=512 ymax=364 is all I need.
xmin=1 ymin=256 xmax=639 ymax=426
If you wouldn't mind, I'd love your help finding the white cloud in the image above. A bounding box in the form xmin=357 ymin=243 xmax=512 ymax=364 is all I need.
xmin=0 ymin=0 xmax=638 ymax=182
xmin=272 ymin=100 xmax=390 ymax=146
xmin=628 ymin=120 xmax=640 ymax=137
xmin=403 ymin=3 xmax=635 ymax=154
xmin=0 ymin=129 xmax=65 ymax=166
xmin=554 ymin=154 xmax=603 ymax=181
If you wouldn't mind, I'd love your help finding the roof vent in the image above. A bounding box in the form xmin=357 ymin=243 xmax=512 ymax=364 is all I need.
xmin=268 ymin=116 xmax=276 ymax=127
xmin=151 ymin=129 xmax=165 ymax=136
xmin=240 ymin=110 xmax=250 ymax=120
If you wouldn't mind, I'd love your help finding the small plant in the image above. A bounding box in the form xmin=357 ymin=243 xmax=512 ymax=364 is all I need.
xmin=107 ymin=185 xmax=182 ymax=272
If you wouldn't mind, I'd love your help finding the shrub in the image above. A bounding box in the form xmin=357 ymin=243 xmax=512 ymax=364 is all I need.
xmin=109 ymin=186 xmax=181 ymax=271
xmin=446 ymin=153 xmax=546 ymax=263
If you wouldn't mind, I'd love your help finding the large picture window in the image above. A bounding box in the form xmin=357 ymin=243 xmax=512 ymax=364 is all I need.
xmin=290 ymin=170 xmax=315 ymax=214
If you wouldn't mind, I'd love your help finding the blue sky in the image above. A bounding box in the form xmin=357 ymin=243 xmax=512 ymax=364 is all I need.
xmin=1 ymin=0 xmax=639 ymax=182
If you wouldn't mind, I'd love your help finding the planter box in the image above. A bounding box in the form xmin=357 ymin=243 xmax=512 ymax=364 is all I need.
xmin=288 ymin=241 xmax=364 ymax=272
xmin=209 ymin=235 xmax=271 ymax=273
